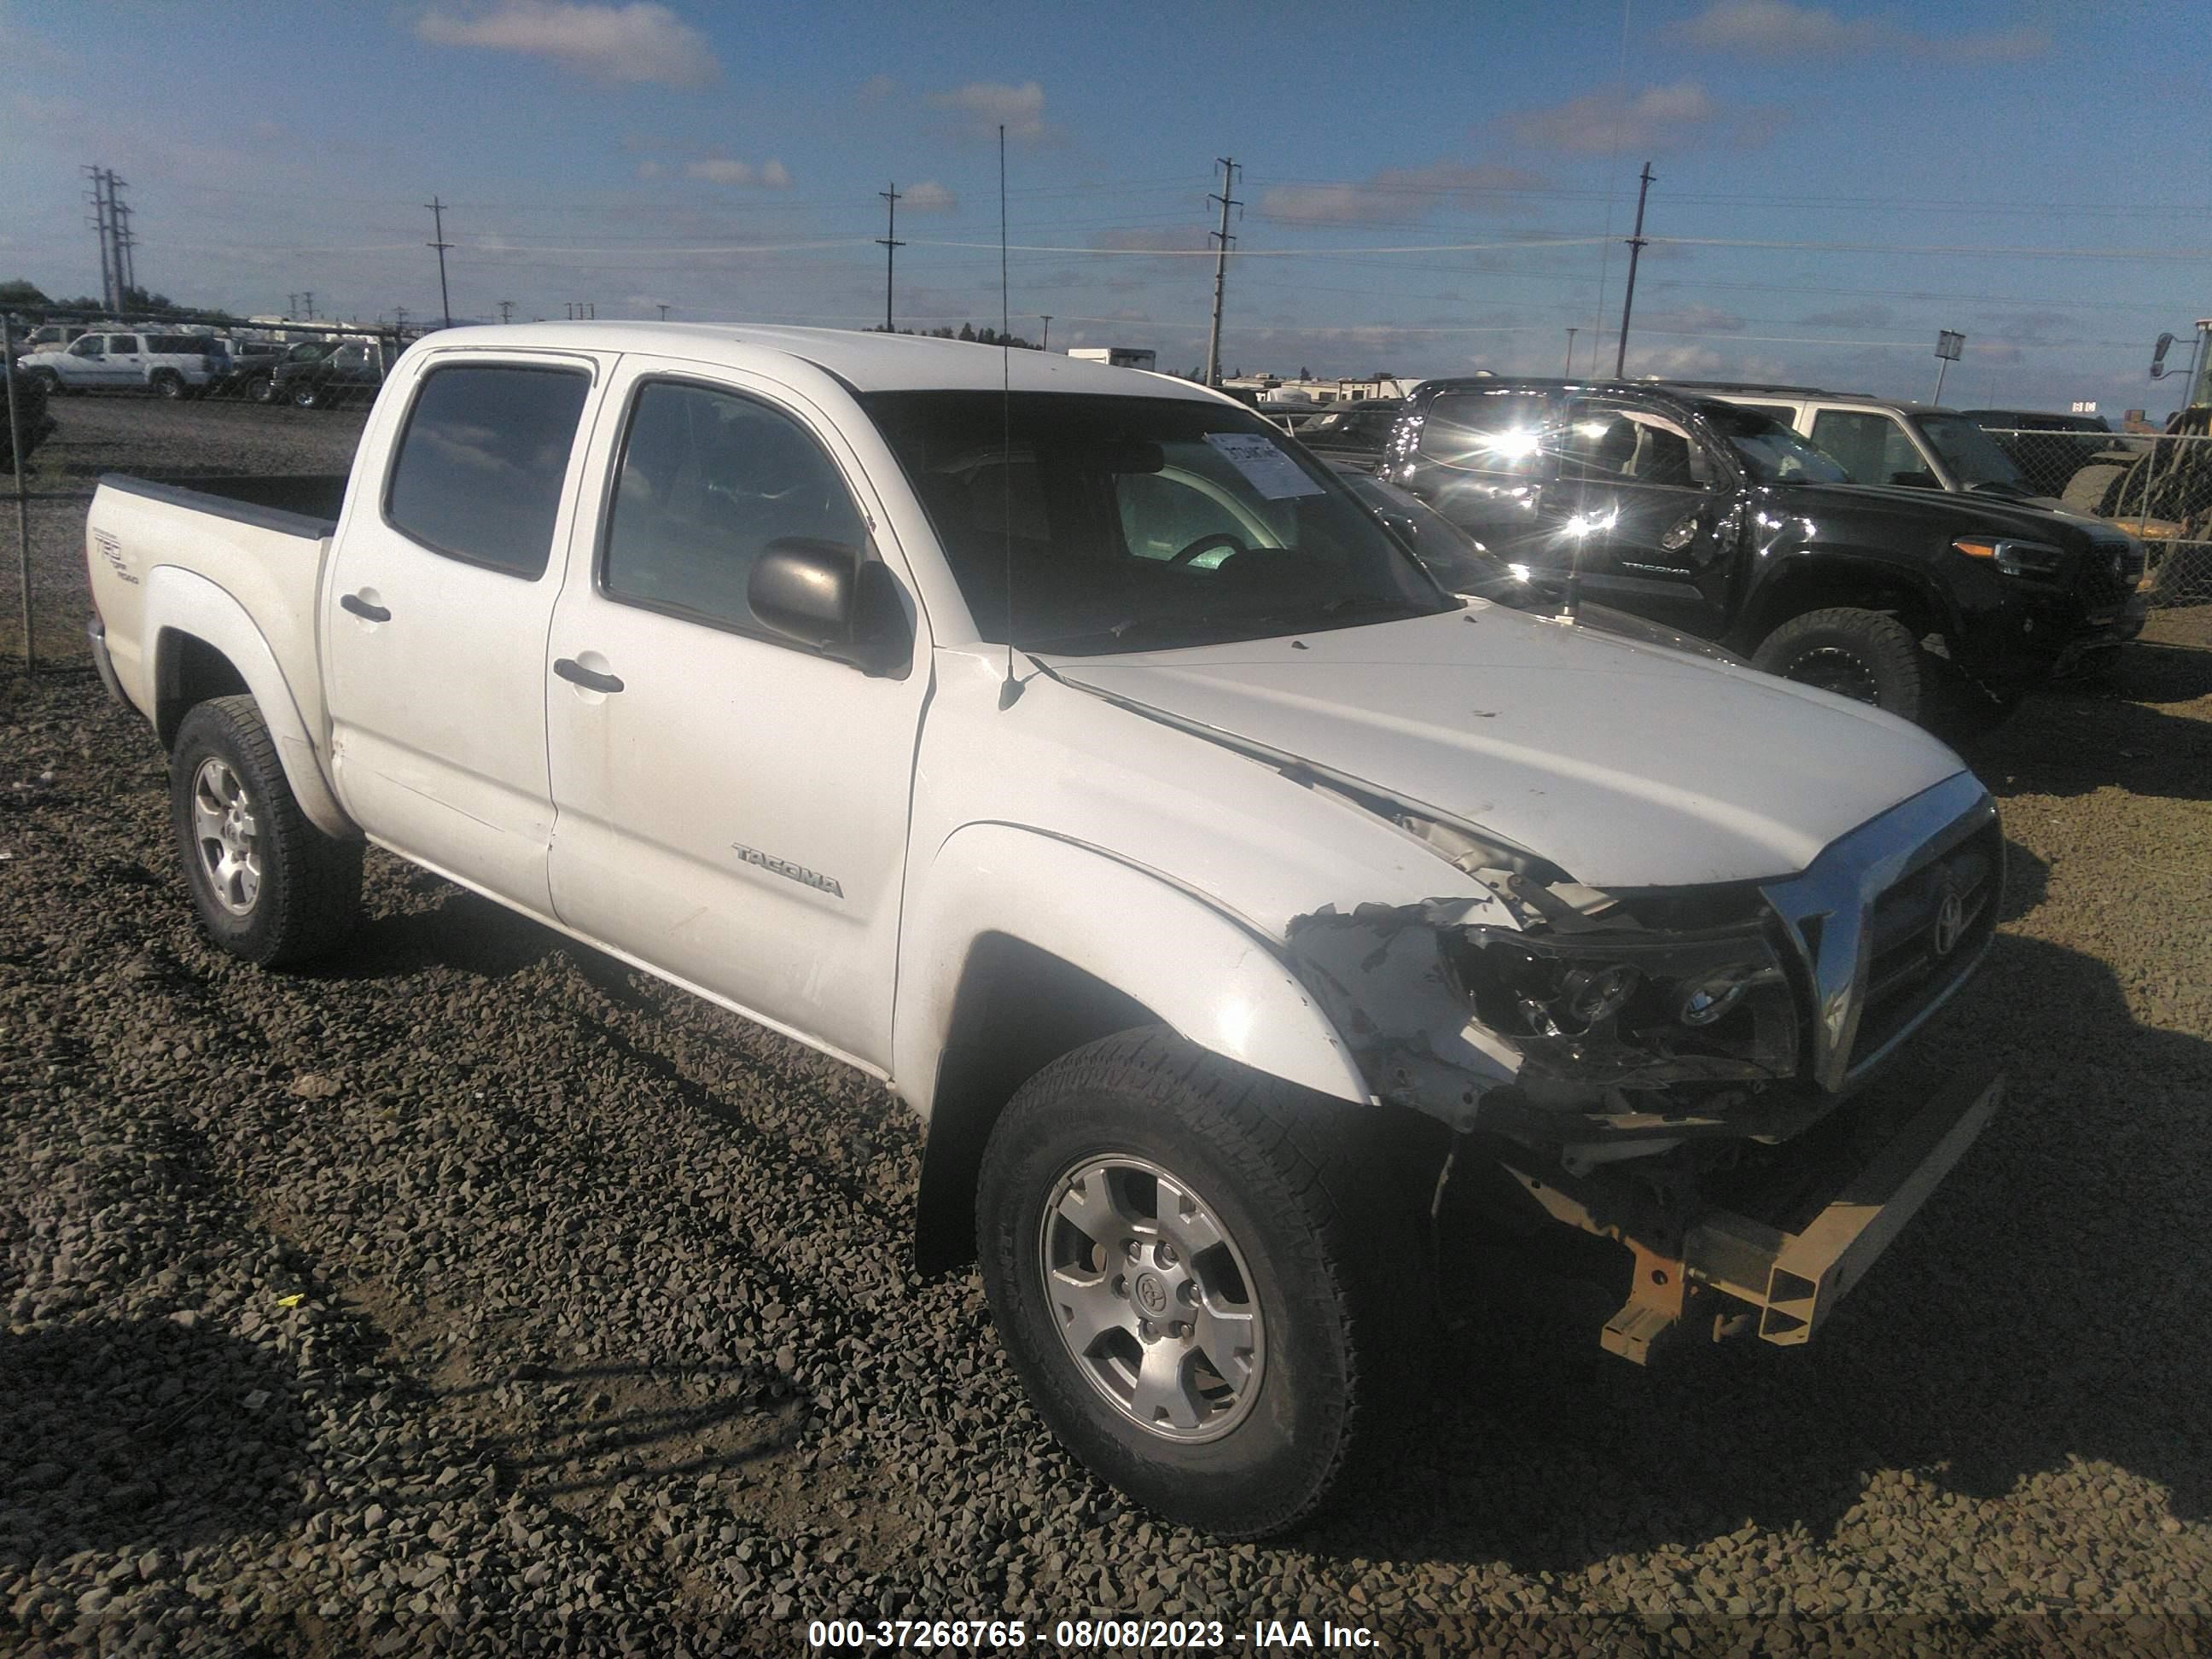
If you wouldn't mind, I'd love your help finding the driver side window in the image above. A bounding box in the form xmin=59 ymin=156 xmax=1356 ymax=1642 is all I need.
xmin=1116 ymin=470 xmax=1250 ymax=563
xmin=603 ymin=380 xmax=868 ymax=635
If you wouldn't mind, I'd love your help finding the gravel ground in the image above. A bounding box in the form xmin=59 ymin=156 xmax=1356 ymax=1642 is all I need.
xmin=3 ymin=397 xmax=2210 ymax=1655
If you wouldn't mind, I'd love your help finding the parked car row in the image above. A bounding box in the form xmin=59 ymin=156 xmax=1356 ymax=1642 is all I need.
xmin=10 ymin=325 xmax=393 ymax=410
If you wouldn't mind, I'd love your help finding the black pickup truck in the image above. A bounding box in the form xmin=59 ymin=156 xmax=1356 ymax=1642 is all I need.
xmin=1382 ymin=378 xmax=2146 ymax=729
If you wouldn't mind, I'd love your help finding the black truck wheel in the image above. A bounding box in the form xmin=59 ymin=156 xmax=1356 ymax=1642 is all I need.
xmin=977 ymin=1027 xmax=1416 ymax=1540
xmin=1752 ymin=607 xmax=1927 ymax=722
xmin=170 ymin=696 xmax=361 ymax=967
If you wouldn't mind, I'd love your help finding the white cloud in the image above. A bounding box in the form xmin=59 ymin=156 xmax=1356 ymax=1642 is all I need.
xmin=680 ymin=156 xmax=791 ymax=188
xmin=903 ymin=180 xmax=957 ymax=213
xmin=927 ymin=79 xmax=1061 ymax=146
xmin=1503 ymin=81 xmax=1782 ymax=154
xmin=1639 ymin=304 xmax=1746 ymax=334
xmin=1674 ymin=0 xmax=2049 ymax=61
xmin=1260 ymin=160 xmax=1549 ymax=225
xmin=416 ymin=2 xmax=720 ymax=90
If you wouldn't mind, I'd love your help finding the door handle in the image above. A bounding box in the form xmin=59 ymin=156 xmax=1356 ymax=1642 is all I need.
xmin=339 ymin=592 xmax=390 ymax=622
xmin=554 ymin=657 xmax=624 ymax=695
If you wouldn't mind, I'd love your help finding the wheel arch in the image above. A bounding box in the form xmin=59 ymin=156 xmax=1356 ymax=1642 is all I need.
xmin=897 ymin=824 xmax=1370 ymax=1274
xmin=144 ymin=566 xmax=356 ymax=839
xmin=1732 ymin=550 xmax=1960 ymax=655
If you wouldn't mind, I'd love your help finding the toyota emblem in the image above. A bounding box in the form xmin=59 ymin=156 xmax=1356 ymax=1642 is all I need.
xmin=1931 ymin=886 xmax=1966 ymax=958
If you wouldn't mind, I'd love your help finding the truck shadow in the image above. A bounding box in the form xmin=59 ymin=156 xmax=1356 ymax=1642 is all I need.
xmin=1964 ymin=643 xmax=2212 ymax=804
xmin=0 ymin=1318 xmax=310 ymax=1562
xmin=1312 ymin=928 xmax=2212 ymax=1573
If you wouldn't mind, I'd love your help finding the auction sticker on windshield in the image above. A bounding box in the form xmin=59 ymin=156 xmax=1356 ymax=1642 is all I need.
xmin=1205 ymin=432 xmax=1323 ymax=499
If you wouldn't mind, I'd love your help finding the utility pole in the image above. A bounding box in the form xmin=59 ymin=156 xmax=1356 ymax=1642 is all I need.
xmin=301 ymin=291 xmax=314 ymax=321
xmin=425 ymin=197 xmax=453 ymax=329
xmin=1039 ymin=314 xmax=1051 ymax=350
xmin=656 ymin=303 xmax=669 ymax=321
xmin=1564 ymin=326 xmax=1578 ymax=378
xmin=1203 ymin=156 xmax=1240 ymax=387
xmin=1613 ymin=161 xmax=1655 ymax=380
xmin=86 ymin=167 xmax=115 ymax=311
xmin=393 ymin=305 xmax=410 ymax=334
xmin=876 ymin=183 xmax=905 ymax=333
xmin=498 ymin=300 xmax=514 ymax=325
xmin=112 ymin=177 xmax=137 ymax=301
xmin=287 ymin=294 xmax=299 ymax=322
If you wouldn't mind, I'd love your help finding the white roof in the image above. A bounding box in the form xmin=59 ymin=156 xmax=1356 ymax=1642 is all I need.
xmin=418 ymin=321 xmax=1224 ymax=400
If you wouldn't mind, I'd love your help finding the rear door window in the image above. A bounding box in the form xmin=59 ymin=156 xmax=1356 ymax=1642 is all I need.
xmin=1809 ymin=410 xmax=1930 ymax=487
xmin=1417 ymin=391 xmax=1553 ymax=475
xmin=384 ymin=363 xmax=593 ymax=578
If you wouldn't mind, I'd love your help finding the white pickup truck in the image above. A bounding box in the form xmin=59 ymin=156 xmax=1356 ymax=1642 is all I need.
xmin=84 ymin=323 xmax=2005 ymax=1539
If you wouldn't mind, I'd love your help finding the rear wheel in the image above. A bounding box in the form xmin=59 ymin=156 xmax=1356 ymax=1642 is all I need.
xmin=170 ymin=696 xmax=361 ymax=966
xmin=1751 ymin=606 xmax=1927 ymax=723
xmin=152 ymin=370 xmax=185 ymax=401
xmin=977 ymin=1027 xmax=1423 ymax=1539
xmin=246 ymin=374 xmax=273 ymax=404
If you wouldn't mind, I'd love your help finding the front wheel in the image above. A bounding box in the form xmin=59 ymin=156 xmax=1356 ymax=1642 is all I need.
xmin=977 ymin=1028 xmax=1415 ymax=1539
xmin=1751 ymin=605 xmax=1928 ymax=723
xmin=152 ymin=371 xmax=185 ymax=400
xmin=170 ymin=695 xmax=362 ymax=966
xmin=246 ymin=374 xmax=273 ymax=404
xmin=291 ymin=384 xmax=321 ymax=410
xmin=25 ymin=368 xmax=61 ymax=396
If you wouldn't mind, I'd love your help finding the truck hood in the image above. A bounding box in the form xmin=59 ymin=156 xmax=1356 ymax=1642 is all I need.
xmin=1764 ymin=480 xmax=2112 ymax=544
xmin=1039 ymin=605 xmax=1965 ymax=888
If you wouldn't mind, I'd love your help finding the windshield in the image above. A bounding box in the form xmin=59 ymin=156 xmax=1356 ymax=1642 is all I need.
xmin=1699 ymin=403 xmax=1851 ymax=484
xmin=285 ymin=341 xmax=335 ymax=364
xmin=1338 ymin=472 xmax=1522 ymax=600
xmin=1915 ymin=412 xmax=2031 ymax=492
xmin=862 ymin=391 xmax=1451 ymax=653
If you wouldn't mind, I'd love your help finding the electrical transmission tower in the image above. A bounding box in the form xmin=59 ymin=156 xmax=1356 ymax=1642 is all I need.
xmin=84 ymin=166 xmax=137 ymax=310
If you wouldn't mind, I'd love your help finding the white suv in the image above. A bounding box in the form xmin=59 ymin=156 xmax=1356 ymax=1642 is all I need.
xmin=18 ymin=330 xmax=218 ymax=399
xmin=1668 ymin=382 xmax=2048 ymax=504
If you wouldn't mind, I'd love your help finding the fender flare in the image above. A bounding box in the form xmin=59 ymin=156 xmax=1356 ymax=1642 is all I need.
xmin=1737 ymin=545 xmax=1965 ymax=649
xmin=893 ymin=822 xmax=1369 ymax=1117
xmin=143 ymin=564 xmax=355 ymax=839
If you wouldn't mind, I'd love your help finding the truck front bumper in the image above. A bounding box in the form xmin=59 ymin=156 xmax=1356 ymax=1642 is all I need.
xmin=1495 ymin=1069 xmax=2005 ymax=1364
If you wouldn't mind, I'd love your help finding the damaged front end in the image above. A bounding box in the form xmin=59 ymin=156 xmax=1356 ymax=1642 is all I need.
xmin=1283 ymin=772 xmax=2006 ymax=1364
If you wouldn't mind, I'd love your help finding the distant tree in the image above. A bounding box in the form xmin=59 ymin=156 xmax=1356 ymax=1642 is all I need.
xmin=120 ymin=286 xmax=178 ymax=311
xmin=957 ymin=323 xmax=976 ymax=341
xmin=1299 ymin=365 xmax=1311 ymax=380
xmin=0 ymin=279 xmax=51 ymax=306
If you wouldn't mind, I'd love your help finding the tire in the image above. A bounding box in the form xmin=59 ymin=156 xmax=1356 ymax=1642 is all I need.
xmin=976 ymin=1027 xmax=1425 ymax=1540
xmin=1751 ymin=606 xmax=1927 ymax=723
xmin=292 ymin=384 xmax=321 ymax=410
xmin=2060 ymin=461 xmax=2127 ymax=518
xmin=25 ymin=368 xmax=60 ymax=396
xmin=169 ymin=696 xmax=361 ymax=967
xmin=246 ymin=374 xmax=272 ymax=405
xmin=152 ymin=371 xmax=184 ymax=401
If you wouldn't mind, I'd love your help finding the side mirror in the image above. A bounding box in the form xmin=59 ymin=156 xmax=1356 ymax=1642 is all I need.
xmin=748 ymin=538 xmax=913 ymax=678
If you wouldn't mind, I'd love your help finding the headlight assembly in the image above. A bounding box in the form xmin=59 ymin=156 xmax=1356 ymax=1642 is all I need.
xmin=1447 ymin=924 xmax=1801 ymax=1087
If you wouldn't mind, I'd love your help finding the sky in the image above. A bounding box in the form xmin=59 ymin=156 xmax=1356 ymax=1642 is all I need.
xmin=2 ymin=0 xmax=2206 ymax=416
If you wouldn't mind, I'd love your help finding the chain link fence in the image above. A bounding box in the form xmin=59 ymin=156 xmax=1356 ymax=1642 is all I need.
xmin=1981 ymin=425 xmax=2212 ymax=611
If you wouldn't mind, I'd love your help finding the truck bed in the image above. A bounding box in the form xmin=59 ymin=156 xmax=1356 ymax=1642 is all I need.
xmin=97 ymin=472 xmax=350 ymax=538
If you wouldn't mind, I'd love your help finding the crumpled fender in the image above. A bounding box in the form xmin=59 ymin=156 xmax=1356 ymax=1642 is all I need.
xmin=893 ymin=822 xmax=1370 ymax=1115
xmin=143 ymin=564 xmax=354 ymax=838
